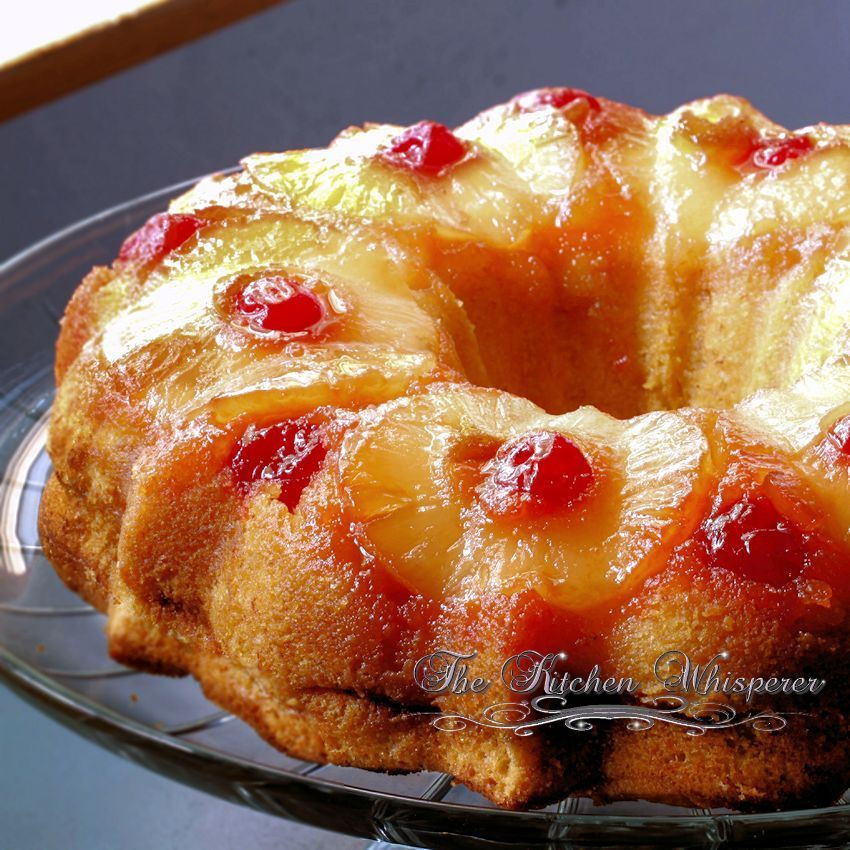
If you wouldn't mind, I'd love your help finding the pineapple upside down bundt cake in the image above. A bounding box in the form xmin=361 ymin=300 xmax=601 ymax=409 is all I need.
xmin=39 ymin=88 xmax=850 ymax=810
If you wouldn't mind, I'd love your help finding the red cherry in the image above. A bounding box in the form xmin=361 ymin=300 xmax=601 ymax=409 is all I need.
xmin=826 ymin=415 xmax=850 ymax=461
xmin=749 ymin=135 xmax=813 ymax=169
xmin=480 ymin=431 xmax=594 ymax=518
xmin=118 ymin=213 xmax=204 ymax=264
xmin=381 ymin=121 xmax=467 ymax=176
xmin=827 ymin=414 xmax=850 ymax=458
xmin=699 ymin=493 xmax=809 ymax=586
xmin=512 ymin=87 xmax=601 ymax=113
xmin=234 ymin=275 xmax=325 ymax=335
xmin=229 ymin=418 xmax=327 ymax=510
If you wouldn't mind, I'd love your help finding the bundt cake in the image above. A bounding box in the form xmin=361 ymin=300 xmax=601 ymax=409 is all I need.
xmin=39 ymin=88 xmax=850 ymax=810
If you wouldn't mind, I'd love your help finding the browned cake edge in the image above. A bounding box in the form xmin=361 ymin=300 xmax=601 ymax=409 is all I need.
xmin=37 ymin=469 xmax=850 ymax=810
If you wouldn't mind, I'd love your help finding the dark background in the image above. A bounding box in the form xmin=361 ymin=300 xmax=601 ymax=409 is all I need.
xmin=2 ymin=2 xmax=850 ymax=847
xmin=2 ymin=0 xmax=850 ymax=262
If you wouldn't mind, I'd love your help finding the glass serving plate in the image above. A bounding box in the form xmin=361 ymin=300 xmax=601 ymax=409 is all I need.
xmin=2 ymin=182 xmax=850 ymax=850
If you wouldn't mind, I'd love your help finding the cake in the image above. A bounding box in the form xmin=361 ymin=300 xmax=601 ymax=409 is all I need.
xmin=38 ymin=88 xmax=850 ymax=810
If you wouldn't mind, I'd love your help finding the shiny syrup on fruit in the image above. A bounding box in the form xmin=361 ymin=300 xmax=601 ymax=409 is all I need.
xmin=229 ymin=418 xmax=327 ymax=510
xmin=381 ymin=121 xmax=467 ymax=176
xmin=747 ymin=135 xmax=813 ymax=169
xmin=118 ymin=212 xmax=205 ymax=264
xmin=513 ymin=87 xmax=601 ymax=113
xmin=480 ymin=431 xmax=594 ymax=518
xmin=698 ymin=492 xmax=811 ymax=586
xmin=234 ymin=275 xmax=325 ymax=335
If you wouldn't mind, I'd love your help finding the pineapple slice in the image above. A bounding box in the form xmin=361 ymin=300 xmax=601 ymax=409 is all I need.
xmin=641 ymin=96 xmax=763 ymax=406
xmin=732 ymin=363 xmax=850 ymax=544
xmin=90 ymin=213 xmax=457 ymax=425
xmin=339 ymin=385 xmax=709 ymax=614
xmin=778 ymin=230 xmax=850 ymax=384
xmin=684 ymin=116 xmax=850 ymax=407
xmin=169 ymin=171 xmax=250 ymax=214
xmin=709 ymin=145 xmax=850 ymax=244
xmin=240 ymin=108 xmax=584 ymax=248
xmin=454 ymin=100 xmax=582 ymax=201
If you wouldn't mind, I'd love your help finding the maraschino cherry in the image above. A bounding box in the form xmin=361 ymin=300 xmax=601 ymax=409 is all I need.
xmin=118 ymin=212 xmax=205 ymax=264
xmin=234 ymin=275 xmax=325 ymax=335
xmin=229 ymin=418 xmax=327 ymax=510
xmin=512 ymin=87 xmax=601 ymax=113
xmin=480 ymin=431 xmax=594 ymax=518
xmin=826 ymin=414 xmax=850 ymax=458
xmin=381 ymin=121 xmax=467 ymax=176
xmin=699 ymin=492 xmax=809 ymax=586
xmin=748 ymin=135 xmax=813 ymax=169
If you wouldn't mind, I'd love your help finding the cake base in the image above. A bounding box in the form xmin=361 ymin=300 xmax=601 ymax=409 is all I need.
xmin=38 ymin=469 xmax=850 ymax=811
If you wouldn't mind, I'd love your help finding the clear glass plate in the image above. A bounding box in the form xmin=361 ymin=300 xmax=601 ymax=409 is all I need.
xmin=2 ymin=182 xmax=850 ymax=849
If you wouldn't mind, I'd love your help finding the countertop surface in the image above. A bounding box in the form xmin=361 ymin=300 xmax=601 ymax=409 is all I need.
xmin=2 ymin=1 xmax=850 ymax=847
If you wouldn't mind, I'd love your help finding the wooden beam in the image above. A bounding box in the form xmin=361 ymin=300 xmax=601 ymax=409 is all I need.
xmin=0 ymin=0 xmax=285 ymax=123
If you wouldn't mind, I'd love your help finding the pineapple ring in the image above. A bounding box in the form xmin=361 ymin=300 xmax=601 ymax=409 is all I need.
xmin=90 ymin=213 xmax=456 ymax=425
xmin=731 ymin=363 xmax=850 ymax=545
xmin=241 ymin=109 xmax=583 ymax=249
xmin=339 ymin=385 xmax=710 ymax=614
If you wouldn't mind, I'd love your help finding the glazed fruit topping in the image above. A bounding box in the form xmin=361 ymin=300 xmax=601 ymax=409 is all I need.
xmin=234 ymin=275 xmax=325 ymax=335
xmin=699 ymin=493 xmax=810 ymax=586
xmin=118 ymin=212 xmax=204 ymax=264
xmin=826 ymin=414 xmax=850 ymax=458
xmin=512 ymin=87 xmax=601 ymax=113
xmin=381 ymin=121 xmax=467 ymax=176
xmin=229 ymin=417 xmax=327 ymax=509
xmin=748 ymin=135 xmax=813 ymax=169
xmin=479 ymin=431 xmax=594 ymax=518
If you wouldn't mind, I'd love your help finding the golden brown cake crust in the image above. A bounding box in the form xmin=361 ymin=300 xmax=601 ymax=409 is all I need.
xmin=39 ymin=471 xmax=114 ymax=613
xmin=39 ymin=467 xmax=850 ymax=810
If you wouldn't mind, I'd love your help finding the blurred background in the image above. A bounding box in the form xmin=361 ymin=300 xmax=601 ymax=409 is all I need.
xmin=2 ymin=0 xmax=850 ymax=261
xmin=1 ymin=1 xmax=850 ymax=847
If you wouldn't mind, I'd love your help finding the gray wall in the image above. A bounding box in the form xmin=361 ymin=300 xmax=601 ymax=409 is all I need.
xmin=2 ymin=0 xmax=849 ymax=260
